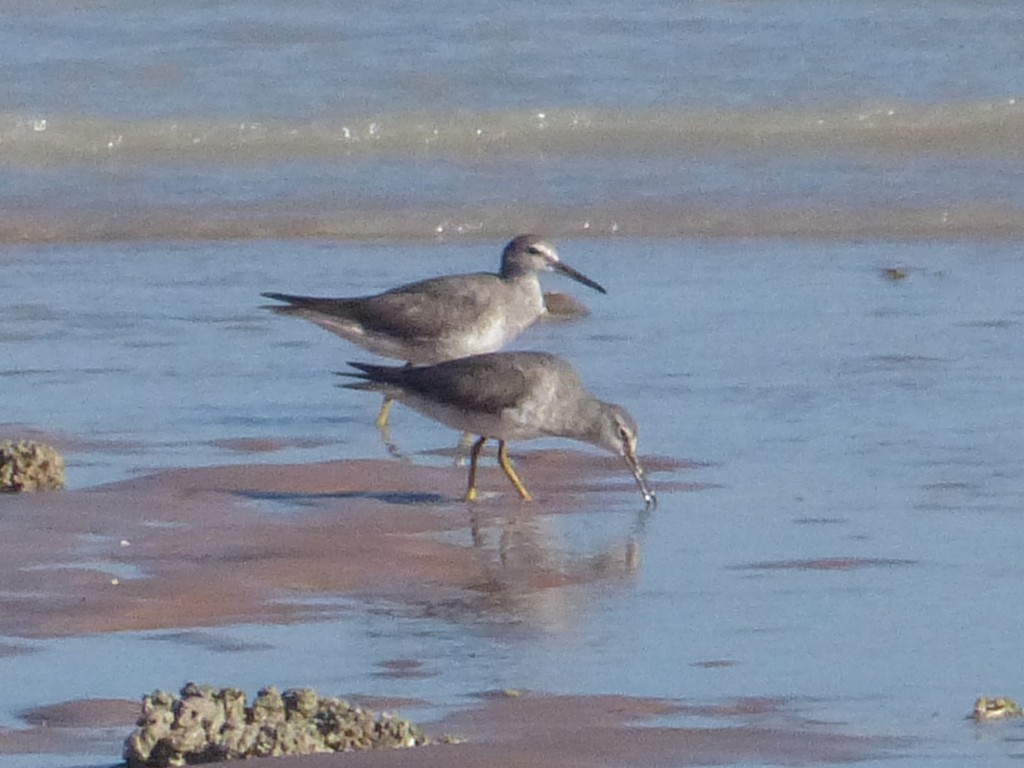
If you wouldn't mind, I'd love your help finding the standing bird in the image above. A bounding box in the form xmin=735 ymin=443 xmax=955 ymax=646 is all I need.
xmin=341 ymin=351 xmax=656 ymax=507
xmin=262 ymin=235 xmax=606 ymax=429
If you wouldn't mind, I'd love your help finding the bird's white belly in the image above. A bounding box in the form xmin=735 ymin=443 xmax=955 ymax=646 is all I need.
xmin=445 ymin=316 xmax=509 ymax=358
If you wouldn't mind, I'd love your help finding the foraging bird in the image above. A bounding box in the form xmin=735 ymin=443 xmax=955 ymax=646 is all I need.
xmin=263 ymin=235 xmax=606 ymax=429
xmin=341 ymin=352 xmax=656 ymax=507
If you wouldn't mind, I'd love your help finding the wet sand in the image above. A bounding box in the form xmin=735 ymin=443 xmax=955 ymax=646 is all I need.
xmin=0 ymin=441 xmax=691 ymax=638
xmin=0 ymin=439 xmax=898 ymax=766
xmin=1 ymin=691 xmax=897 ymax=767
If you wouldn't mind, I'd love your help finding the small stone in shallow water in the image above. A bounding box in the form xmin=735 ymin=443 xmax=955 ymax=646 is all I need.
xmin=123 ymin=683 xmax=428 ymax=767
xmin=880 ymin=267 xmax=908 ymax=281
xmin=0 ymin=440 xmax=65 ymax=492
xmin=973 ymin=695 xmax=1024 ymax=722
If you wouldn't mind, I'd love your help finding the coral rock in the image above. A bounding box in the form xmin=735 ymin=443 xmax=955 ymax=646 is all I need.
xmin=0 ymin=440 xmax=65 ymax=492
xmin=123 ymin=683 xmax=428 ymax=767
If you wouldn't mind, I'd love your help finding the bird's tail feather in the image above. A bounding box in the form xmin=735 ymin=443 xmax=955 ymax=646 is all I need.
xmin=336 ymin=361 xmax=403 ymax=391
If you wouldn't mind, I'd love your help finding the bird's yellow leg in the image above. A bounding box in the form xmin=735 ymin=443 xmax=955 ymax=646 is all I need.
xmin=498 ymin=440 xmax=533 ymax=501
xmin=465 ymin=436 xmax=487 ymax=502
xmin=374 ymin=396 xmax=394 ymax=430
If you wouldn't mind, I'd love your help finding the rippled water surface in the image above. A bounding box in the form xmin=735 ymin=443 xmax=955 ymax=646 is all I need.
xmin=4 ymin=1 xmax=1024 ymax=766
xmin=3 ymin=0 xmax=1024 ymax=241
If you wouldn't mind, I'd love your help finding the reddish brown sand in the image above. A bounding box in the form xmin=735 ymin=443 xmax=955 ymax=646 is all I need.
xmin=0 ymin=691 xmax=897 ymax=766
xmin=0 ymin=433 xmax=896 ymax=765
xmin=0 ymin=444 xmax=694 ymax=638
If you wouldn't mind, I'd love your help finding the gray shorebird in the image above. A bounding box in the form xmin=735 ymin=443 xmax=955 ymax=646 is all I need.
xmin=262 ymin=235 xmax=605 ymax=429
xmin=341 ymin=351 xmax=656 ymax=507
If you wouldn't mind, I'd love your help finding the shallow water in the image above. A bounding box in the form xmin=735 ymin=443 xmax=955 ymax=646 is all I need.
xmin=4 ymin=1 xmax=1024 ymax=765
xmin=3 ymin=0 xmax=1024 ymax=242
xmin=5 ymin=238 xmax=1024 ymax=767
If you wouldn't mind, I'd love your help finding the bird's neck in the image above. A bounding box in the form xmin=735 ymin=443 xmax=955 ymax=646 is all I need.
xmin=501 ymin=272 xmax=544 ymax=315
xmin=500 ymin=260 xmax=535 ymax=281
xmin=562 ymin=395 xmax=604 ymax=443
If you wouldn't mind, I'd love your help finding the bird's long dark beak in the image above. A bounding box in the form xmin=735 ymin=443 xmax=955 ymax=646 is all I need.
xmin=553 ymin=261 xmax=607 ymax=295
xmin=624 ymin=449 xmax=657 ymax=509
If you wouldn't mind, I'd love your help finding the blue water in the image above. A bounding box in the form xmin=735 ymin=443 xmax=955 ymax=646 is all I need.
xmin=3 ymin=0 xmax=1024 ymax=241
xmin=4 ymin=1 xmax=1024 ymax=765
xmin=5 ymin=238 xmax=1024 ymax=766
xmin=3 ymin=1 xmax=1022 ymax=117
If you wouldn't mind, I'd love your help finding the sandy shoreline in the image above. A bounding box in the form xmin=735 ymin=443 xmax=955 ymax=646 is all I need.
xmin=0 ymin=439 xmax=897 ymax=765
xmin=2 ymin=690 xmax=898 ymax=767
xmin=0 ymin=445 xmax=693 ymax=638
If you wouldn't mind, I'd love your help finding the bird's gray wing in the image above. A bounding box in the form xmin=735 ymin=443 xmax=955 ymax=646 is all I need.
xmin=349 ymin=274 xmax=498 ymax=340
xmin=263 ymin=274 xmax=498 ymax=340
xmin=389 ymin=355 xmax=534 ymax=413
